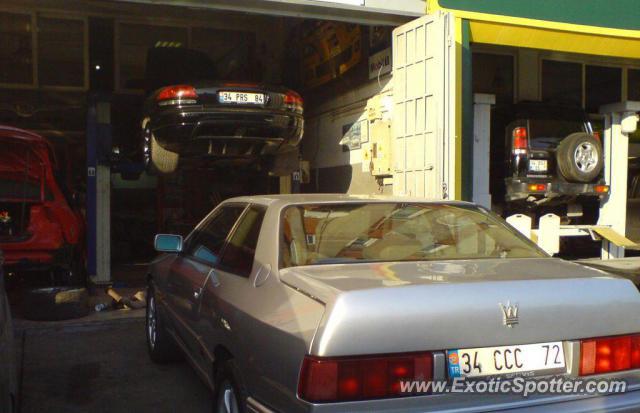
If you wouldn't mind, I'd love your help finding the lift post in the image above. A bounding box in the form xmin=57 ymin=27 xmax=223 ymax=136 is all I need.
xmin=86 ymin=94 xmax=112 ymax=284
xmin=598 ymin=101 xmax=640 ymax=259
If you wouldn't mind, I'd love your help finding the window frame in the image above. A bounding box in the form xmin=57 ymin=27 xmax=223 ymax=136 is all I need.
xmin=114 ymin=19 xmax=191 ymax=94
xmin=471 ymin=50 xmax=518 ymax=104
xmin=540 ymin=58 xmax=584 ymax=108
xmin=217 ymin=204 xmax=267 ymax=278
xmin=539 ymin=55 xmax=640 ymax=115
xmin=183 ymin=202 xmax=248 ymax=267
xmin=0 ymin=8 xmax=36 ymax=89
xmin=35 ymin=12 xmax=89 ymax=91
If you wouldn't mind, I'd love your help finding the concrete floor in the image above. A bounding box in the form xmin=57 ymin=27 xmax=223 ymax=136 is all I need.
xmin=16 ymin=315 xmax=210 ymax=412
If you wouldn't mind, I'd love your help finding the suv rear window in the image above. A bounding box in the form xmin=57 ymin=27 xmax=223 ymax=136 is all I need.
xmin=511 ymin=105 xmax=588 ymax=150
xmin=529 ymin=119 xmax=587 ymax=149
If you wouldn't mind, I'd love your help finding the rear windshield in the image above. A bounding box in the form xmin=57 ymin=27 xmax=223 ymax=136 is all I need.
xmin=529 ymin=119 xmax=587 ymax=149
xmin=0 ymin=179 xmax=51 ymax=201
xmin=517 ymin=105 xmax=587 ymax=150
xmin=280 ymin=203 xmax=545 ymax=268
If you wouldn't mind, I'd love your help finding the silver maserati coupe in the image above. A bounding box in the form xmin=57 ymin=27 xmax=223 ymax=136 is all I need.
xmin=146 ymin=194 xmax=640 ymax=412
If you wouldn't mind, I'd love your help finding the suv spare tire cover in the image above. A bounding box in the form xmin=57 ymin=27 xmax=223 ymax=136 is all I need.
xmin=556 ymin=132 xmax=603 ymax=183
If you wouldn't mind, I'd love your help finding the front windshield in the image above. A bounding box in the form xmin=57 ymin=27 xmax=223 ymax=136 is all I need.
xmin=280 ymin=203 xmax=546 ymax=268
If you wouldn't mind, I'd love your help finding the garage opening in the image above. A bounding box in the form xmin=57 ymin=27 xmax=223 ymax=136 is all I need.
xmin=471 ymin=46 xmax=640 ymax=257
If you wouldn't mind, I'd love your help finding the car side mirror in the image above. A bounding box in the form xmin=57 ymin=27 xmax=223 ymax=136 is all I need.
xmin=154 ymin=234 xmax=183 ymax=253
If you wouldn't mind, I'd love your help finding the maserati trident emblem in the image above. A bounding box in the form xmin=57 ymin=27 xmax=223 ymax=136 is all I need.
xmin=499 ymin=301 xmax=519 ymax=328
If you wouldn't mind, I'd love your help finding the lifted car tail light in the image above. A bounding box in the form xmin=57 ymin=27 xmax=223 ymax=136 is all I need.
xmin=298 ymin=352 xmax=433 ymax=403
xmin=580 ymin=334 xmax=640 ymax=375
xmin=157 ymin=85 xmax=198 ymax=105
xmin=284 ymin=91 xmax=304 ymax=113
xmin=527 ymin=183 xmax=548 ymax=192
xmin=595 ymin=185 xmax=610 ymax=194
xmin=512 ymin=127 xmax=528 ymax=154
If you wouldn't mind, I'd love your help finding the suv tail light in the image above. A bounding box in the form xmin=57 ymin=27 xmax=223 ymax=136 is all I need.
xmin=157 ymin=85 xmax=198 ymax=105
xmin=593 ymin=131 xmax=601 ymax=141
xmin=298 ymin=352 xmax=433 ymax=403
xmin=284 ymin=90 xmax=304 ymax=113
xmin=527 ymin=183 xmax=548 ymax=192
xmin=512 ymin=127 xmax=528 ymax=154
xmin=580 ymin=334 xmax=640 ymax=375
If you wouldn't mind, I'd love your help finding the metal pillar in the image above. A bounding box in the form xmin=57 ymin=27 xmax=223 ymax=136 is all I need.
xmin=87 ymin=95 xmax=112 ymax=284
xmin=598 ymin=101 xmax=640 ymax=259
xmin=472 ymin=94 xmax=495 ymax=209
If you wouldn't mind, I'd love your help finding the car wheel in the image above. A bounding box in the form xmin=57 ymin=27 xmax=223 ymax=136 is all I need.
xmin=146 ymin=287 xmax=181 ymax=363
xmin=556 ymin=132 xmax=603 ymax=183
xmin=146 ymin=128 xmax=179 ymax=174
xmin=22 ymin=287 xmax=90 ymax=321
xmin=214 ymin=361 xmax=247 ymax=413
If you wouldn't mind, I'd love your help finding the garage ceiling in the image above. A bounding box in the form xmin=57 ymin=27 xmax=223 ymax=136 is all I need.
xmin=114 ymin=0 xmax=424 ymax=26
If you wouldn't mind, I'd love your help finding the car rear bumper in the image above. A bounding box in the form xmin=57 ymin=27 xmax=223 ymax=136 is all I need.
xmin=263 ymin=389 xmax=640 ymax=413
xmin=506 ymin=178 xmax=609 ymax=202
xmin=1 ymin=243 xmax=71 ymax=270
xmin=150 ymin=106 xmax=304 ymax=153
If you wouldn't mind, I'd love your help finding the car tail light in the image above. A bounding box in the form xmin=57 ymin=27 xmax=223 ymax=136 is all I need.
xmin=157 ymin=85 xmax=198 ymax=105
xmin=298 ymin=352 xmax=433 ymax=403
xmin=580 ymin=334 xmax=640 ymax=375
xmin=284 ymin=90 xmax=304 ymax=113
xmin=527 ymin=183 xmax=548 ymax=192
xmin=593 ymin=131 xmax=601 ymax=141
xmin=512 ymin=127 xmax=528 ymax=154
xmin=595 ymin=185 xmax=610 ymax=194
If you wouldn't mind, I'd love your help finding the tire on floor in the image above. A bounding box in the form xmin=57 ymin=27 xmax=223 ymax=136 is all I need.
xmin=22 ymin=287 xmax=90 ymax=321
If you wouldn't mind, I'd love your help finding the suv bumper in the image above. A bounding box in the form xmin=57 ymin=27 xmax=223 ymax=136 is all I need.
xmin=506 ymin=178 xmax=609 ymax=202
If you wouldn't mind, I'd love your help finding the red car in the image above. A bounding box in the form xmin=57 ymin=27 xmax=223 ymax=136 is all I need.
xmin=0 ymin=126 xmax=85 ymax=283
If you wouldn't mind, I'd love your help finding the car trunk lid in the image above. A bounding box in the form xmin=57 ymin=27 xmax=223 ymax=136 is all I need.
xmin=279 ymin=258 xmax=640 ymax=356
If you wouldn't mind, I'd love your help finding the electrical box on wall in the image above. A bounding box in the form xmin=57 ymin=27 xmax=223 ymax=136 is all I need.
xmin=370 ymin=120 xmax=392 ymax=176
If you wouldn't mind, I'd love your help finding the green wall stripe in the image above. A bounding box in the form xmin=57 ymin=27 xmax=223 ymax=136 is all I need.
xmin=440 ymin=0 xmax=640 ymax=31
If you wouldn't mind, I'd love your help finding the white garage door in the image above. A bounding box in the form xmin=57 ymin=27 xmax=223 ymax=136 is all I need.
xmin=392 ymin=11 xmax=456 ymax=199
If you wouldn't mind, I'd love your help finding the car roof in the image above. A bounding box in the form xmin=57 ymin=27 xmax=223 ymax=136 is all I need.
xmin=222 ymin=193 xmax=474 ymax=208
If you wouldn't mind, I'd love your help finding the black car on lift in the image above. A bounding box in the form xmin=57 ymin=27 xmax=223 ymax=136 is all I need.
xmin=140 ymin=47 xmax=304 ymax=175
xmin=490 ymin=101 xmax=609 ymax=222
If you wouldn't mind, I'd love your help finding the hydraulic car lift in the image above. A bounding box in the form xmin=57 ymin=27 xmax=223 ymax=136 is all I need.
xmin=86 ymin=95 xmax=112 ymax=285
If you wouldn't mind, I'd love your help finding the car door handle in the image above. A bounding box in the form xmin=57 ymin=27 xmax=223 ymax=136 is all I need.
xmin=208 ymin=268 xmax=221 ymax=288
